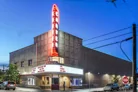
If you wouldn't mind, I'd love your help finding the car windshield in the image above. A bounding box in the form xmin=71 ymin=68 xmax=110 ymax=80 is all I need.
xmin=8 ymin=82 xmax=15 ymax=84
xmin=125 ymin=84 xmax=128 ymax=86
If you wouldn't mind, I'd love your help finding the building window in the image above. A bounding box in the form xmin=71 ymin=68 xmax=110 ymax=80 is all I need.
xmin=21 ymin=61 xmax=24 ymax=67
xmin=28 ymin=59 xmax=32 ymax=66
xmin=14 ymin=62 xmax=17 ymax=65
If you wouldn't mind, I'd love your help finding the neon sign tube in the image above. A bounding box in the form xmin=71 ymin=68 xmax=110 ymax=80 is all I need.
xmin=51 ymin=4 xmax=59 ymax=56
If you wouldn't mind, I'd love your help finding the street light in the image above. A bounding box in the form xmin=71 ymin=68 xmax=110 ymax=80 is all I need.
xmin=88 ymin=72 xmax=90 ymax=92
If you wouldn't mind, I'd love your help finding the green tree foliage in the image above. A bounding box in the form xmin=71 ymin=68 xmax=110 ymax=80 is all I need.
xmin=111 ymin=75 xmax=119 ymax=83
xmin=6 ymin=64 xmax=19 ymax=83
xmin=0 ymin=70 xmax=4 ymax=81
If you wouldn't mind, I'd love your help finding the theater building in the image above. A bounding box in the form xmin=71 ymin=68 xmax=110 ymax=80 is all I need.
xmin=9 ymin=4 xmax=132 ymax=89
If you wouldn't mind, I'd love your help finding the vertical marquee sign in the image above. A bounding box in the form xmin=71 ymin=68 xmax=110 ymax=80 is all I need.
xmin=51 ymin=4 xmax=59 ymax=57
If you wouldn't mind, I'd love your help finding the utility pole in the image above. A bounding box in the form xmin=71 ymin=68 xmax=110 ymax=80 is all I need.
xmin=133 ymin=23 xmax=137 ymax=92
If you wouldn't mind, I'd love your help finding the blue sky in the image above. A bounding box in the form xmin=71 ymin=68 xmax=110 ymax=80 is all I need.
xmin=0 ymin=0 xmax=138 ymax=65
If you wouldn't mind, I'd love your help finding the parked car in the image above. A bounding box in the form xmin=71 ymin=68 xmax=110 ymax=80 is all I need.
xmin=124 ymin=84 xmax=131 ymax=90
xmin=112 ymin=83 xmax=119 ymax=91
xmin=0 ymin=82 xmax=3 ymax=89
xmin=1 ymin=81 xmax=16 ymax=90
xmin=119 ymin=85 xmax=125 ymax=91
xmin=104 ymin=83 xmax=119 ymax=91
xmin=129 ymin=84 xmax=133 ymax=89
xmin=119 ymin=84 xmax=132 ymax=91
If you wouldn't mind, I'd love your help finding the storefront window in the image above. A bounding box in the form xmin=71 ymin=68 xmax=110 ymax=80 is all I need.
xmin=28 ymin=78 xmax=35 ymax=85
xmin=41 ymin=76 xmax=51 ymax=86
xmin=46 ymin=77 xmax=50 ymax=84
xmin=72 ymin=78 xmax=82 ymax=86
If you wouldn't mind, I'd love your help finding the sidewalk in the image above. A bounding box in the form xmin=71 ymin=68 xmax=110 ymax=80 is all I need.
xmin=16 ymin=87 xmax=104 ymax=92
xmin=16 ymin=87 xmax=46 ymax=92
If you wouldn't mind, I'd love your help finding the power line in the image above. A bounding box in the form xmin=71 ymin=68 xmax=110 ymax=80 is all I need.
xmin=83 ymin=26 xmax=131 ymax=42
xmin=92 ymin=37 xmax=132 ymax=49
xmin=120 ymin=38 xmax=132 ymax=62
xmin=85 ymin=32 xmax=132 ymax=45
xmin=92 ymin=41 xmax=120 ymax=49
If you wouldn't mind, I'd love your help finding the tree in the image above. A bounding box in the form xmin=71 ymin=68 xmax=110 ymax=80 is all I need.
xmin=6 ymin=64 xmax=19 ymax=83
xmin=0 ymin=70 xmax=4 ymax=81
xmin=111 ymin=75 xmax=119 ymax=83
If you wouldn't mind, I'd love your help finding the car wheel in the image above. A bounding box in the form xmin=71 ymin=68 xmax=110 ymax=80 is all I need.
xmin=13 ymin=88 xmax=15 ymax=90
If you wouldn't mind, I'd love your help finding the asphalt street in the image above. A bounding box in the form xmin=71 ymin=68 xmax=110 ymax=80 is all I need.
xmin=0 ymin=87 xmax=133 ymax=92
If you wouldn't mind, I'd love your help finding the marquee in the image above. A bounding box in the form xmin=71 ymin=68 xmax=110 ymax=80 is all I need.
xmin=31 ymin=64 xmax=83 ymax=75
